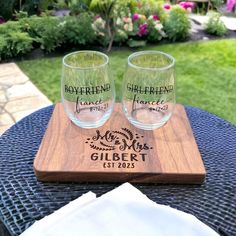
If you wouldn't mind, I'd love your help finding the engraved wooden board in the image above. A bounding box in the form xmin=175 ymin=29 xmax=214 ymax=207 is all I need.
xmin=34 ymin=103 xmax=206 ymax=184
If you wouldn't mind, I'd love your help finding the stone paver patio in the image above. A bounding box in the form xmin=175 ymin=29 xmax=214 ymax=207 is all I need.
xmin=0 ymin=63 xmax=52 ymax=135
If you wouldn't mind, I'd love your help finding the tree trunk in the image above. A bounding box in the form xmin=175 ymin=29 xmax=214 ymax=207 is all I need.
xmin=106 ymin=18 xmax=114 ymax=52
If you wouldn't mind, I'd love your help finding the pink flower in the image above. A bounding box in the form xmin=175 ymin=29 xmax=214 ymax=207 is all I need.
xmin=179 ymin=2 xmax=195 ymax=9
xmin=153 ymin=15 xmax=160 ymax=21
xmin=138 ymin=23 xmax=148 ymax=37
xmin=132 ymin=13 xmax=140 ymax=21
xmin=163 ymin=3 xmax=171 ymax=10
xmin=227 ymin=0 xmax=236 ymax=11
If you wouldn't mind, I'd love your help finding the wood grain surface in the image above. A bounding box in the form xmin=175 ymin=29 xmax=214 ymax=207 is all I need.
xmin=34 ymin=103 xmax=206 ymax=184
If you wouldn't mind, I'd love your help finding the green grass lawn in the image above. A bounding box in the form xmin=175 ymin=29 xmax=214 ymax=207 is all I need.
xmin=17 ymin=39 xmax=236 ymax=125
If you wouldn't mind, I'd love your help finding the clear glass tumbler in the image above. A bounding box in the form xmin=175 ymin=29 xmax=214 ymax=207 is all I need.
xmin=61 ymin=51 xmax=115 ymax=128
xmin=122 ymin=51 xmax=176 ymax=130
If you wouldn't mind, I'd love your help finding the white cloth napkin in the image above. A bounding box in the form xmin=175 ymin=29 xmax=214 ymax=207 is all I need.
xmin=21 ymin=183 xmax=219 ymax=236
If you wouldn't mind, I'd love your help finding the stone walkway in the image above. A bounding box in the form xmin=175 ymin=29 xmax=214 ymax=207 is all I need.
xmin=0 ymin=63 xmax=52 ymax=135
xmin=190 ymin=14 xmax=236 ymax=31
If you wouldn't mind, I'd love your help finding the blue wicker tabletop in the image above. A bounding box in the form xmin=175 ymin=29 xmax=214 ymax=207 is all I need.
xmin=0 ymin=105 xmax=236 ymax=236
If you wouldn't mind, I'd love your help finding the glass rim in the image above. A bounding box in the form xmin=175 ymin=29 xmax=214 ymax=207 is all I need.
xmin=127 ymin=51 xmax=175 ymax=71
xmin=62 ymin=50 xmax=109 ymax=70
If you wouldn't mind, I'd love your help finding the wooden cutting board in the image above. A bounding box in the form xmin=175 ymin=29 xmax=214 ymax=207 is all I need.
xmin=34 ymin=103 xmax=206 ymax=184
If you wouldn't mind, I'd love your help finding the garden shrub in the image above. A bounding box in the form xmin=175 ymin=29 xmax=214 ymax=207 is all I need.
xmin=64 ymin=13 xmax=96 ymax=45
xmin=127 ymin=13 xmax=166 ymax=43
xmin=92 ymin=16 xmax=110 ymax=46
xmin=0 ymin=33 xmax=33 ymax=60
xmin=6 ymin=32 xmax=34 ymax=56
xmin=0 ymin=21 xmax=21 ymax=34
xmin=0 ymin=37 xmax=10 ymax=60
xmin=20 ymin=16 xmax=66 ymax=52
xmin=0 ymin=21 xmax=33 ymax=60
xmin=164 ymin=6 xmax=190 ymax=42
xmin=114 ymin=29 xmax=129 ymax=44
xmin=112 ymin=0 xmax=168 ymax=46
xmin=147 ymin=15 xmax=166 ymax=42
xmin=15 ymin=11 xmax=29 ymax=20
xmin=152 ymin=3 xmax=167 ymax=24
xmin=205 ymin=12 xmax=227 ymax=36
xmin=112 ymin=13 xmax=148 ymax=47
xmin=131 ymin=14 xmax=148 ymax=37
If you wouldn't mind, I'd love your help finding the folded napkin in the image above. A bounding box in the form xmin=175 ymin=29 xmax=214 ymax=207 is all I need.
xmin=21 ymin=183 xmax=219 ymax=236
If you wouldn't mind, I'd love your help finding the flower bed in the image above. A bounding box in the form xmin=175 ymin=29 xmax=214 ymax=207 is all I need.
xmin=0 ymin=1 xmax=197 ymax=60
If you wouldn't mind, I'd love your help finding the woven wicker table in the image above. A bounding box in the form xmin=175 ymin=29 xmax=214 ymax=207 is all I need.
xmin=0 ymin=105 xmax=235 ymax=236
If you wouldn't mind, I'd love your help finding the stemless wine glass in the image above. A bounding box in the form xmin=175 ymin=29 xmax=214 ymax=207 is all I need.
xmin=61 ymin=51 xmax=115 ymax=128
xmin=122 ymin=51 xmax=176 ymax=130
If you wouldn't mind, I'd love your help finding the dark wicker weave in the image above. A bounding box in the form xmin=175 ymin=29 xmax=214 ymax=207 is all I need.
xmin=0 ymin=105 xmax=235 ymax=236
